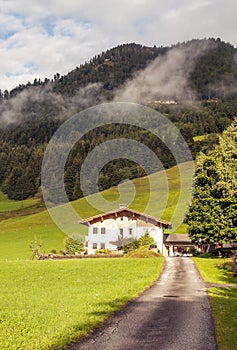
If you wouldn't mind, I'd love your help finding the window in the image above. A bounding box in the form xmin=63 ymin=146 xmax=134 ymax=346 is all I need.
xmin=119 ymin=228 xmax=123 ymax=238
xmin=101 ymin=227 xmax=106 ymax=234
xmin=100 ymin=243 xmax=105 ymax=249
xmin=129 ymin=228 xmax=133 ymax=235
xmin=93 ymin=227 xmax=98 ymax=234
xmin=92 ymin=243 xmax=97 ymax=249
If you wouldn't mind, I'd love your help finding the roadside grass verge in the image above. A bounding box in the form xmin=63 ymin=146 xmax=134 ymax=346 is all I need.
xmin=208 ymin=288 xmax=237 ymax=350
xmin=193 ymin=257 xmax=237 ymax=285
xmin=193 ymin=258 xmax=237 ymax=350
xmin=0 ymin=258 xmax=164 ymax=350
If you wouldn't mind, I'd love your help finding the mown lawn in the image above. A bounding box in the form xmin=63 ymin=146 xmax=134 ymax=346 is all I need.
xmin=0 ymin=258 xmax=164 ymax=350
xmin=193 ymin=258 xmax=237 ymax=350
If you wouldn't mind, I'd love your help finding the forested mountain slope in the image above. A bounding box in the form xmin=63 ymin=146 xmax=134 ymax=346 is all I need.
xmin=1 ymin=38 xmax=237 ymax=200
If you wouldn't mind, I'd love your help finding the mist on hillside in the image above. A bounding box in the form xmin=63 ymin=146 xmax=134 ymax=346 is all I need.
xmin=0 ymin=82 xmax=103 ymax=127
xmin=114 ymin=40 xmax=215 ymax=104
xmin=0 ymin=38 xmax=237 ymax=127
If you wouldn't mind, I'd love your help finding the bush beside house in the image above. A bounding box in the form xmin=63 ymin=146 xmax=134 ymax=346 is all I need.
xmin=123 ymin=231 xmax=159 ymax=257
xmin=64 ymin=237 xmax=84 ymax=255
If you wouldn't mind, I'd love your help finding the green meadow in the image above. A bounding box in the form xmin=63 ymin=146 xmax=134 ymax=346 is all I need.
xmin=0 ymin=258 xmax=164 ymax=350
xmin=193 ymin=258 xmax=237 ymax=350
xmin=0 ymin=161 xmax=194 ymax=260
xmin=0 ymin=191 xmax=40 ymax=212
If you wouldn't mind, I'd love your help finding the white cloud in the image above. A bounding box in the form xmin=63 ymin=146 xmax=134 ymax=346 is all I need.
xmin=0 ymin=0 xmax=237 ymax=91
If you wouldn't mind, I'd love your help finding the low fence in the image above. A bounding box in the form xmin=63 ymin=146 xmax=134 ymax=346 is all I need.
xmin=40 ymin=253 xmax=124 ymax=260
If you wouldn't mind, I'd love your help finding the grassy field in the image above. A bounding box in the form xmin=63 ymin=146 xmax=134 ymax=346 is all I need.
xmin=0 ymin=191 xmax=40 ymax=212
xmin=0 ymin=161 xmax=194 ymax=260
xmin=0 ymin=258 xmax=164 ymax=350
xmin=193 ymin=258 xmax=237 ymax=350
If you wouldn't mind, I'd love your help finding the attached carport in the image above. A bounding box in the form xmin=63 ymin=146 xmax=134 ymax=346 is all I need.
xmin=164 ymin=234 xmax=197 ymax=256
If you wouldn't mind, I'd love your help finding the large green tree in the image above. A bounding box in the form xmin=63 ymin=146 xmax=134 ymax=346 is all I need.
xmin=186 ymin=119 xmax=237 ymax=243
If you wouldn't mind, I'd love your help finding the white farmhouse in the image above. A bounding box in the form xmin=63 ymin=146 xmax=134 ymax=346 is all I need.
xmin=79 ymin=205 xmax=172 ymax=255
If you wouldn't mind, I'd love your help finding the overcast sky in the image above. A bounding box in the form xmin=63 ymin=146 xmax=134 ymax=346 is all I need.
xmin=0 ymin=0 xmax=236 ymax=91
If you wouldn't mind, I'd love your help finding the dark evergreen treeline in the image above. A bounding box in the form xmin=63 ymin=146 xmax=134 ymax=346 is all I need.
xmin=190 ymin=38 xmax=237 ymax=99
xmin=0 ymin=142 xmax=45 ymax=200
xmin=64 ymin=124 xmax=178 ymax=201
xmin=1 ymin=38 xmax=237 ymax=200
xmin=0 ymin=122 xmax=180 ymax=201
xmin=159 ymin=97 xmax=237 ymax=136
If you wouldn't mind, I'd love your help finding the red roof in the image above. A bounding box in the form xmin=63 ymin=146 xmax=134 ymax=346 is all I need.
xmin=79 ymin=207 xmax=172 ymax=229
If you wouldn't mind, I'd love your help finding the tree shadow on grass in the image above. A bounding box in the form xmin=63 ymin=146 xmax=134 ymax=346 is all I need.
xmin=208 ymin=287 xmax=237 ymax=350
xmin=195 ymin=257 xmax=237 ymax=285
xmin=214 ymin=261 xmax=237 ymax=285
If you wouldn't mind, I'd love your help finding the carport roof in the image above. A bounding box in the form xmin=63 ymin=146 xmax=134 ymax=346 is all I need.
xmin=164 ymin=234 xmax=193 ymax=243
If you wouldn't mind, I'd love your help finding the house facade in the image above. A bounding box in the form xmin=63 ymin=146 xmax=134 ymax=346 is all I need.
xmin=79 ymin=206 xmax=172 ymax=255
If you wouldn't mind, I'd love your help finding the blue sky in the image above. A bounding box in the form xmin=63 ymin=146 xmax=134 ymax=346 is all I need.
xmin=0 ymin=0 xmax=236 ymax=91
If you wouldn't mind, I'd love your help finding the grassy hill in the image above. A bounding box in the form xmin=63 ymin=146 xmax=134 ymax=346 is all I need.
xmin=0 ymin=192 xmax=40 ymax=212
xmin=0 ymin=161 xmax=194 ymax=260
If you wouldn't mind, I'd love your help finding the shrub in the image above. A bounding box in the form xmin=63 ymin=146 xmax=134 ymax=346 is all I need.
xmin=123 ymin=232 xmax=155 ymax=254
xmin=95 ymin=248 xmax=112 ymax=255
xmin=138 ymin=232 xmax=155 ymax=248
xmin=123 ymin=239 xmax=139 ymax=254
xmin=64 ymin=237 xmax=84 ymax=255
xmin=124 ymin=247 xmax=160 ymax=258
xmin=217 ymin=261 xmax=233 ymax=272
xmin=208 ymin=247 xmax=236 ymax=258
